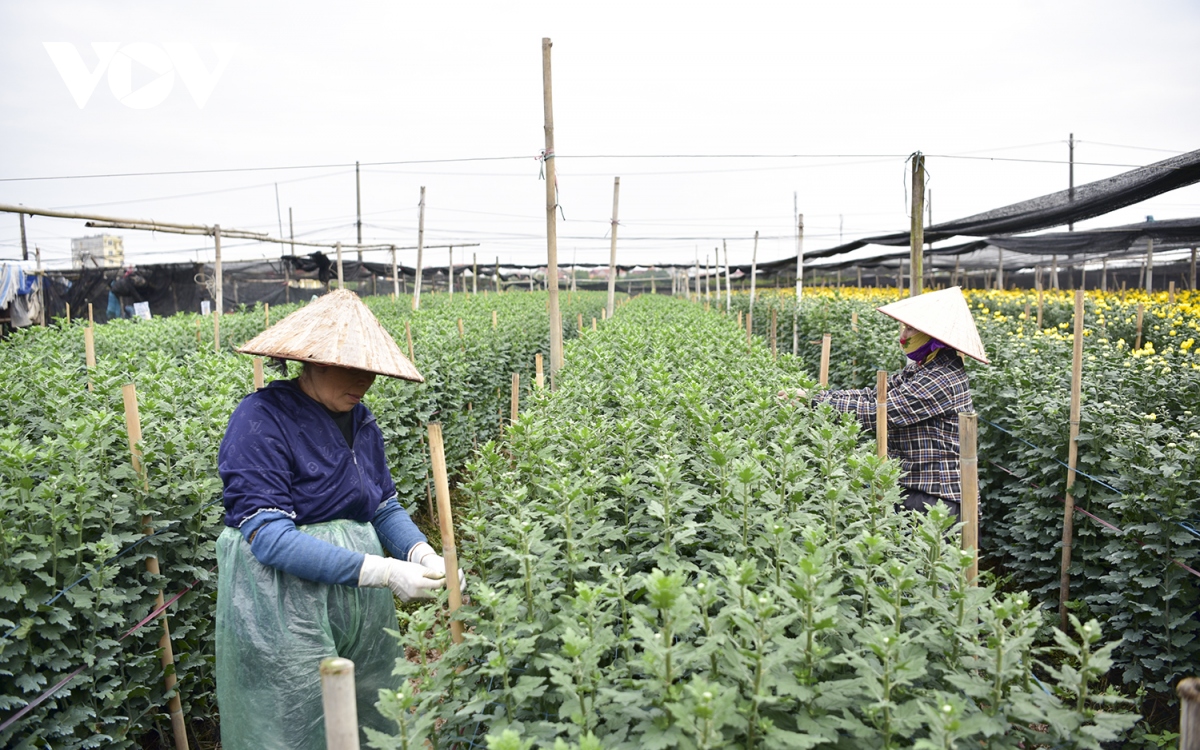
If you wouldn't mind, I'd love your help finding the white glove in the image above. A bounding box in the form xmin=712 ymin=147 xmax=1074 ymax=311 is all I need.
xmin=408 ymin=542 xmax=467 ymax=592
xmin=358 ymin=553 xmax=444 ymax=601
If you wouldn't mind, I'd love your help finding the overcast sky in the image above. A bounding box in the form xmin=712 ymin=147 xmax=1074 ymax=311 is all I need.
xmin=2 ymin=1 xmax=1198 ymax=270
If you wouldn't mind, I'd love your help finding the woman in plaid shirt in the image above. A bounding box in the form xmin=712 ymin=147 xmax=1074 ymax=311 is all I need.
xmin=785 ymin=287 xmax=988 ymax=520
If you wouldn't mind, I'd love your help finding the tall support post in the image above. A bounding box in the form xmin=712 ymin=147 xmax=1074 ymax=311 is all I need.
xmin=694 ymin=255 xmax=701 ymax=302
xmin=19 ymin=211 xmax=30 ymax=261
xmin=876 ymin=371 xmax=888 ymax=459
xmin=1059 ymin=290 xmax=1085 ymax=632
xmin=910 ymin=153 xmax=925 ymax=296
xmin=1180 ymin=678 xmax=1200 ymax=750
xmin=413 ymin=187 xmax=426 ymax=311
xmin=287 ymin=207 xmax=295 ymax=303
xmin=320 ymin=658 xmax=359 ymax=750
xmin=1068 ymin=133 xmax=1076 ymax=232
xmin=960 ymin=412 xmax=979 ymax=585
xmin=213 ymin=224 xmax=223 ymax=314
xmin=607 ymin=177 xmax=620 ymax=319
xmin=1146 ymin=238 xmax=1154 ymax=294
xmin=794 ymin=212 xmax=804 ymax=355
xmin=996 ymin=248 xmax=1004 ymax=290
xmin=723 ymin=240 xmax=732 ymax=313
xmin=1052 ymin=254 xmax=1060 ymax=290
xmin=122 ymin=385 xmax=190 ymax=750
xmin=542 ymin=38 xmax=564 ymax=379
xmin=713 ymin=248 xmax=721 ymax=304
xmin=427 ymin=423 xmax=465 ymax=645
xmin=1192 ymin=247 xmax=1198 ymax=291
xmin=355 ymin=160 xmax=363 ymax=262
xmin=448 ymin=246 xmax=454 ymax=300
xmin=473 ymin=253 xmax=478 ymax=295
xmin=746 ymin=231 xmax=759 ymax=344
xmin=336 ymin=242 xmax=344 ymax=290
xmin=1135 ymin=303 xmax=1145 ymax=349
xmin=34 ymin=246 xmax=44 ymax=326
xmin=1101 ymin=257 xmax=1108 ymax=293
xmin=818 ymin=333 xmax=831 ymax=387
xmin=391 ymin=246 xmax=399 ymax=298
xmin=495 ymin=257 xmax=501 ymax=293
xmin=705 ymin=254 xmax=711 ymax=302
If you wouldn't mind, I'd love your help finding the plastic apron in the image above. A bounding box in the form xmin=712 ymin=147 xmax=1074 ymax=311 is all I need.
xmin=215 ymin=520 xmax=403 ymax=750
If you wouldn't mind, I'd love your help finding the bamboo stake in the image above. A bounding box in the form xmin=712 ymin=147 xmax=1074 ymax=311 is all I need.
xmin=264 ymin=303 xmax=270 ymax=329
xmin=876 ymin=371 xmax=888 ymax=459
xmin=473 ymin=253 xmax=478 ymax=295
xmin=405 ymin=320 xmax=414 ymax=362
xmin=770 ymin=307 xmax=778 ymax=359
xmin=426 ymin=423 xmax=465 ymax=645
xmin=1037 ymin=289 xmax=1044 ymax=329
xmin=121 ymin=385 xmax=189 ymax=750
xmin=88 ymin=302 xmax=94 ymax=328
xmin=794 ymin=213 xmax=804 ymax=354
xmin=1135 ymin=303 xmax=1145 ymax=349
xmin=65 ymin=302 xmax=70 ymax=325
xmin=723 ymin=240 xmax=732 ymax=313
xmin=747 ymin=231 xmax=759 ymax=344
xmin=851 ymin=311 xmax=858 ymax=332
xmin=213 ymin=309 xmax=220 ymax=354
xmin=84 ymin=327 xmax=96 ymax=392
xmin=253 ymin=358 xmax=264 ymax=390
xmin=592 ymin=317 xmax=597 ymax=331
xmin=336 ymin=241 xmax=344 ymax=289
xmin=510 ymin=373 xmax=520 ymax=423
xmin=413 ymin=187 xmax=426 ymax=310
xmin=535 ymin=353 xmax=544 ymax=390
xmin=607 ymin=177 xmax=620 ymax=319
xmin=542 ymin=38 xmax=564 ymax=380
xmin=319 ymin=658 xmax=360 ymax=750
xmin=577 ymin=312 xmax=583 ymax=332
xmin=959 ymin=412 xmax=979 ymax=586
xmin=1059 ymin=290 xmax=1085 ymax=632
xmin=1024 ymin=302 xmax=1031 ymax=325
xmin=819 ymin=333 xmax=831 ymax=387
xmin=492 ymin=310 xmax=498 ymax=329
xmin=391 ymin=246 xmax=400 ymax=299
xmin=1170 ymin=280 xmax=1176 ymax=305
xmin=1180 ymin=678 xmax=1200 ymax=750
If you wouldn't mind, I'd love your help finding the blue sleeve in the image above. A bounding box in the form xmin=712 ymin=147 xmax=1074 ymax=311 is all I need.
xmin=241 ymin=512 xmax=365 ymax=586
xmin=371 ymin=496 xmax=428 ymax=561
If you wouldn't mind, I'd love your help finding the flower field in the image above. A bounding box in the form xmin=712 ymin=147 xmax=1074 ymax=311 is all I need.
xmin=1 ymin=284 xmax=1193 ymax=748
xmin=734 ymin=285 xmax=1200 ymax=731
xmin=0 ymin=290 xmax=609 ymax=748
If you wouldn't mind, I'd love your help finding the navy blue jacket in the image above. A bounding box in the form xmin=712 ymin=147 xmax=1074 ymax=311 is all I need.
xmin=218 ymin=379 xmax=425 ymax=586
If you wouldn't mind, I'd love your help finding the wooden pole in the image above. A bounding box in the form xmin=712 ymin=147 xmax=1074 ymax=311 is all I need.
xmin=319 ymin=657 xmax=360 ymax=750
xmin=592 ymin=317 xmax=597 ymax=331
xmin=724 ymin=240 xmax=732 ymax=313
xmin=335 ymin=241 xmax=344 ymax=290
xmin=1192 ymin=247 xmax=1198 ymax=292
xmin=851 ymin=310 xmax=858 ymax=332
xmin=818 ymin=333 xmax=831 ymax=387
xmin=495 ymin=257 xmax=501 ymax=293
xmin=391 ymin=246 xmax=399 ymax=299
xmin=121 ymin=384 xmax=189 ymax=750
xmin=794 ymin=213 xmax=804 ymax=354
xmin=213 ymin=223 xmax=223 ymax=345
xmin=542 ymin=38 xmax=564 ymax=380
xmin=253 ymin=358 xmax=264 ymax=390
xmin=876 ymin=371 xmax=888 ymax=458
xmin=18 ymin=211 xmax=28 ymax=260
xmin=1146 ymin=238 xmax=1154 ymax=294
xmin=959 ymin=412 xmax=979 ymax=585
xmin=405 ymin=320 xmax=414 ymax=362
xmin=1059 ymin=290 xmax=1085 ymax=632
xmin=577 ymin=312 xmax=583 ymax=332
xmin=413 ymin=187 xmax=426 ymax=310
xmin=510 ymin=373 xmax=520 ymax=423
xmin=996 ymin=247 xmax=1004 ymax=290
xmin=84 ymin=327 xmax=96 ymax=392
xmin=65 ymin=302 xmax=70 ymax=325
xmin=1170 ymin=280 xmax=1176 ymax=305
xmin=448 ymin=245 xmax=454 ymax=300
xmin=213 ymin=309 xmax=220 ymax=354
xmin=1101 ymin=257 xmax=1108 ymax=293
xmin=473 ymin=252 xmax=478 ymax=295
xmin=88 ymin=302 xmax=94 ymax=327
xmin=910 ymin=153 xmax=925 ymax=297
xmin=1135 ymin=303 xmax=1145 ymax=349
xmin=1180 ymin=678 xmax=1200 ymax=750
xmin=492 ymin=310 xmax=498 ymax=329
xmin=426 ymin=423 xmax=465 ymax=645
xmin=694 ymin=255 xmax=701 ymax=303
xmin=770 ymin=307 xmax=778 ymax=359
xmin=747 ymin=231 xmax=759 ymax=344
xmin=535 ymin=353 xmax=544 ymax=390
xmin=1037 ymin=288 xmax=1044 ymax=329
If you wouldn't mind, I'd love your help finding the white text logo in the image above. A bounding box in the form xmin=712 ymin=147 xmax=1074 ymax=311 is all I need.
xmin=43 ymin=42 xmax=235 ymax=109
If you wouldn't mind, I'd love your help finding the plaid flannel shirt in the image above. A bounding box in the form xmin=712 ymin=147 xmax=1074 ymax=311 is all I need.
xmin=812 ymin=349 xmax=973 ymax=503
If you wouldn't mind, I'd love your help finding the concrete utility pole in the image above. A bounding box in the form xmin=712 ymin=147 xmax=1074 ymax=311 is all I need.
xmin=910 ymin=153 xmax=925 ymax=297
xmin=19 ymin=211 xmax=28 ymax=261
xmin=542 ymin=37 xmax=564 ymax=378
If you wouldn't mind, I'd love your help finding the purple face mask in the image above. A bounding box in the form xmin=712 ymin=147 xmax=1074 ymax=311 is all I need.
xmin=907 ymin=337 xmax=949 ymax=362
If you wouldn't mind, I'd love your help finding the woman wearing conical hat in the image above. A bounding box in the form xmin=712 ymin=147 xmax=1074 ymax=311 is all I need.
xmin=213 ymin=290 xmax=462 ymax=750
xmin=782 ymin=287 xmax=988 ymax=520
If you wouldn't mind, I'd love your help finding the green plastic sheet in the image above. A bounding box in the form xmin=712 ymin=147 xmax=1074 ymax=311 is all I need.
xmin=216 ymin=520 xmax=403 ymax=749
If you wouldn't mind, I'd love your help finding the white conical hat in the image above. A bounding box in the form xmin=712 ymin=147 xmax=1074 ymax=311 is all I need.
xmin=236 ymin=289 xmax=424 ymax=382
xmin=876 ymin=286 xmax=990 ymax=364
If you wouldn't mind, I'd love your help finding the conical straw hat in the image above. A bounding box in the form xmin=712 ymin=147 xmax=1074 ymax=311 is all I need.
xmin=236 ymin=289 xmax=424 ymax=382
xmin=876 ymin=286 xmax=990 ymax=364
